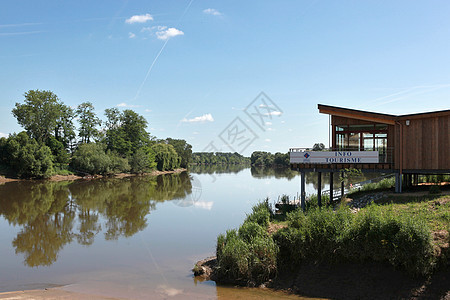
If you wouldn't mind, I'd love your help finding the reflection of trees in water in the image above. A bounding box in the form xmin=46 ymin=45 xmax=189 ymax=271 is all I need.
xmin=250 ymin=166 xmax=297 ymax=180
xmin=189 ymin=164 xmax=248 ymax=174
xmin=13 ymin=212 xmax=75 ymax=267
xmin=152 ymin=172 xmax=192 ymax=201
xmin=0 ymin=173 xmax=193 ymax=267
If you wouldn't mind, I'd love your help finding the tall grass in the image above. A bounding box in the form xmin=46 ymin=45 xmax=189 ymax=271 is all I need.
xmin=216 ymin=200 xmax=278 ymax=285
xmin=274 ymin=204 xmax=435 ymax=276
xmin=358 ymin=177 xmax=395 ymax=192
xmin=216 ymin=197 xmax=439 ymax=286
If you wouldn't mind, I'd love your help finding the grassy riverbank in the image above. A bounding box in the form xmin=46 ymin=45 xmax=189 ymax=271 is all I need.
xmin=196 ymin=186 xmax=450 ymax=299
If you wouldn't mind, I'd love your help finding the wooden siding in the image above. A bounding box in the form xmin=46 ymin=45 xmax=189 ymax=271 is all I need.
xmin=395 ymin=115 xmax=449 ymax=170
xmin=331 ymin=113 xmax=449 ymax=171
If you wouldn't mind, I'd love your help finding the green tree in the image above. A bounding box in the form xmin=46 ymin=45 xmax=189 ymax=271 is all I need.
xmin=76 ymin=102 xmax=101 ymax=144
xmin=130 ymin=148 xmax=157 ymax=174
xmin=70 ymin=143 xmax=130 ymax=175
xmin=12 ymin=90 xmax=68 ymax=144
xmin=5 ymin=132 xmax=54 ymax=178
xmin=46 ymin=136 xmax=70 ymax=166
xmin=54 ymin=104 xmax=76 ymax=150
xmin=151 ymin=143 xmax=180 ymax=171
xmin=165 ymin=138 xmax=192 ymax=168
xmin=104 ymin=108 xmax=150 ymax=157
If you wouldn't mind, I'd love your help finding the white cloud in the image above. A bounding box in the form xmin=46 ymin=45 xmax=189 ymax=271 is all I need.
xmin=144 ymin=109 xmax=152 ymax=112
xmin=265 ymin=121 xmax=272 ymax=126
xmin=116 ymin=102 xmax=141 ymax=108
xmin=128 ymin=32 xmax=136 ymax=39
xmin=264 ymin=138 xmax=271 ymax=142
xmin=193 ymin=131 xmax=199 ymax=135
xmin=156 ymin=27 xmax=184 ymax=40
xmin=265 ymin=111 xmax=282 ymax=116
xmin=125 ymin=13 xmax=153 ymax=24
xmin=0 ymin=132 xmax=8 ymax=138
xmin=194 ymin=201 xmax=213 ymax=210
xmin=203 ymin=8 xmax=222 ymax=16
xmin=181 ymin=113 xmax=214 ymax=123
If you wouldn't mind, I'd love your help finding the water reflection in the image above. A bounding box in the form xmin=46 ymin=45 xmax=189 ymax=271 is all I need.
xmin=250 ymin=166 xmax=298 ymax=180
xmin=0 ymin=173 xmax=193 ymax=267
xmin=189 ymin=164 xmax=249 ymax=175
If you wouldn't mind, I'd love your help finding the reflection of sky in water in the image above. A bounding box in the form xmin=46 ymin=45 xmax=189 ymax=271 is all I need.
xmin=0 ymin=168 xmax=380 ymax=298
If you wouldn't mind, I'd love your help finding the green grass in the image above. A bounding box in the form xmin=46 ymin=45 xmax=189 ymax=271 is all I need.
xmin=375 ymin=194 xmax=450 ymax=232
xmin=52 ymin=166 xmax=75 ymax=176
xmin=215 ymin=193 xmax=450 ymax=285
xmin=274 ymin=204 xmax=437 ymax=276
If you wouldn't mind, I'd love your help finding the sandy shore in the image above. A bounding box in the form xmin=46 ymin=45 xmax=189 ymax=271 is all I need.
xmin=0 ymin=287 xmax=120 ymax=299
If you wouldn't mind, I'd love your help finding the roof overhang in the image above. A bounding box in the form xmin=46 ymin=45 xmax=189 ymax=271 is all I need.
xmin=318 ymin=104 xmax=396 ymax=125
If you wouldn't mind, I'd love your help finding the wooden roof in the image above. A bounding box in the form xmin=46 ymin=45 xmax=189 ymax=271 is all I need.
xmin=318 ymin=104 xmax=450 ymax=125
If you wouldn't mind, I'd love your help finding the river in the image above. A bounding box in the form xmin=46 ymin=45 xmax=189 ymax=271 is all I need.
xmin=0 ymin=166 xmax=371 ymax=299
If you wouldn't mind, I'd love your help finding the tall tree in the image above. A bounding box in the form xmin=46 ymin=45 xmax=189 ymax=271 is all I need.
xmin=12 ymin=90 xmax=69 ymax=144
xmin=165 ymin=138 xmax=192 ymax=168
xmin=76 ymin=102 xmax=101 ymax=144
xmin=104 ymin=108 xmax=150 ymax=156
xmin=54 ymin=104 xmax=76 ymax=149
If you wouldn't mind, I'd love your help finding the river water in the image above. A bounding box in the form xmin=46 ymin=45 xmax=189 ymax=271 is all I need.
xmin=0 ymin=166 xmax=363 ymax=299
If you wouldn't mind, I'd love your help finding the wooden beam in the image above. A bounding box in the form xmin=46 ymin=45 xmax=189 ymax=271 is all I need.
xmin=319 ymin=107 xmax=396 ymax=125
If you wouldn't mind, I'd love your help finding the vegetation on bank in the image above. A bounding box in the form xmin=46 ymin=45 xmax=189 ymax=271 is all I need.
xmin=250 ymin=151 xmax=289 ymax=167
xmin=191 ymin=152 xmax=250 ymax=165
xmin=213 ymin=192 xmax=450 ymax=286
xmin=0 ymin=90 xmax=192 ymax=179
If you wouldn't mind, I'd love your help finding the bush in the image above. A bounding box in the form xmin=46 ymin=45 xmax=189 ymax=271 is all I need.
xmin=4 ymin=132 xmax=54 ymax=178
xmin=216 ymin=201 xmax=278 ymax=285
xmin=244 ymin=198 xmax=271 ymax=228
xmin=359 ymin=177 xmax=395 ymax=192
xmin=273 ymin=204 xmax=435 ymax=276
xmin=238 ymin=221 xmax=268 ymax=243
xmin=345 ymin=205 xmax=435 ymax=275
xmin=70 ymin=143 xmax=130 ymax=175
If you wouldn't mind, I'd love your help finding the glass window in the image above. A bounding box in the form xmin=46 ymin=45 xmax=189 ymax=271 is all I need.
xmin=348 ymin=132 xmax=360 ymax=150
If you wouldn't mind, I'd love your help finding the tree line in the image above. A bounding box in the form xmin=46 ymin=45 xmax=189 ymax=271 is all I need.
xmin=191 ymin=152 xmax=250 ymax=165
xmin=0 ymin=90 xmax=192 ymax=178
xmin=250 ymin=151 xmax=290 ymax=167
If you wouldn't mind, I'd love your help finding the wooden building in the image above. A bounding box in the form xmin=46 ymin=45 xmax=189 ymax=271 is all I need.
xmin=290 ymin=105 xmax=449 ymax=207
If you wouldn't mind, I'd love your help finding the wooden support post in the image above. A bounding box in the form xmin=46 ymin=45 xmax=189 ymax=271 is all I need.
xmin=395 ymin=172 xmax=402 ymax=193
xmin=301 ymin=171 xmax=306 ymax=211
xmin=317 ymin=172 xmax=322 ymax=207
xmin=329 ymin=172 xmax=334 ymax=204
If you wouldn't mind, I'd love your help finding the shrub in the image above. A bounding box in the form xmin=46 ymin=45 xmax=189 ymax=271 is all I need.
xmin=345 ymin=204 xmax=435 ymax=275
xmin=359 ymin=177 xmax=395 ymax=192
xmin=216 ymin=229 xmax=251 ymax=282
xmin=71 ymin=143 xmax=130 ymax=175
xmin=216 ymin=201 xmax=278 ymax=285
xmin=238 ymin=221 xmax=268 ymax=243
xmin=4 ymin=132 xmax=54 ymax=178
xmin=244 ymin=199 xmax=271 ymax=228
xmin=273 ymin=204 xmax=435 ymax=276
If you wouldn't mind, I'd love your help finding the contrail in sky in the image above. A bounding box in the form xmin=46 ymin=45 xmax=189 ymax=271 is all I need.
xmin=132 ymin=0 xmax=195 ymax=101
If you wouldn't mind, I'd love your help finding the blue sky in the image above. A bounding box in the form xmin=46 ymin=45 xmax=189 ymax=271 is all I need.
xmin=1 ymin=0 xmax=449 ymax=155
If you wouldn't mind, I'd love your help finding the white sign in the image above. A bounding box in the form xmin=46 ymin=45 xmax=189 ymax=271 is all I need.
xmin=290 ymin=151 xmax=379 ymax=164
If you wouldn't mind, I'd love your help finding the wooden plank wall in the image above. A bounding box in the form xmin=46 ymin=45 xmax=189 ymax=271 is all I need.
xmin=400 ymin=115 xmax=449 ymax=170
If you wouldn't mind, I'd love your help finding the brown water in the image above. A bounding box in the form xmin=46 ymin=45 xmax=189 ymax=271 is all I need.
xmin=0 ymin=167 xmax=363 ymax=299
